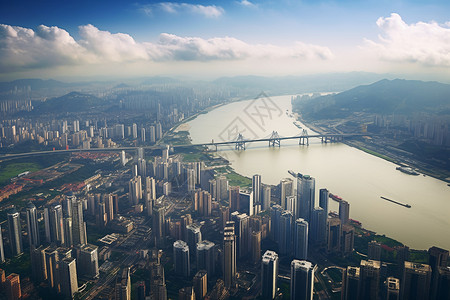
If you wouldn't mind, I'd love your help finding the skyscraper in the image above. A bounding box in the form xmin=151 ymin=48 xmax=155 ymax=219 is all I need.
xmin=428 ymin=246 xmax=449 ymax=300
xmin=436 ymin=267 xmax=450 ymax=300
xmin=251 ymin=231 xmax=262 ymax=264
xmin=290 ymin=260 xmax=316 ymax=300
xmin=319 ymin=188 xmax=329 ymax=213
xmin=59 ymin=257 xmax=78 ymax=299
xmin=223 ymin=222 xmax=236 ymax=288
xmin=270 ymin=205 xmax=283 ymax=243
xmin=193 ymin=270 xmax=208 ymax=300
xmin=368 ymin=240 xmax=382 ymax=261
xmin=311 ymin=207 xmax=326 ymax=245
xmin=360 ymin=260 xmax=381 ymax=300
xmin=401 ymin=262 xmax=431 ymax=300
xmin=386 ymin=277 xmax=400 ymax=300
xmin=196 ymin=240 xmax=215 ymax=276
xmin=280 ymin=178 xmax=293 ymax=209
xmin=327 ymin=217 xmax=342 ymax=253
xmin=339 ymin=200 xmax=350 ymax=225
xmin=7 ymin=208 xmax=23 ymax=256
xmin=77 ymin=244 xmax=99 ymax=279
xmin=153 ymin=206 xmax=165 ymax=246
xmin=45 ymin=204 xmax=65 ymax=246
xmin=231 ymin=212 xmax=250 ymax=259
xmin=72 ymin=199 xmax=87 ymax=246
xmin=296 ymin=175 xmax=315 ymax=222
xmin=252 ymin=174 xmax=262 ymax=206
xmin=25 ymin=202 xmax=40 ymax=248
xmin=186 ymin=224 xmax=202 ymax=254
xmin=294 ymin=218 xmax=308 ymax=260
xmin=261 ymin=250 xmax=279 ymax=299
xmin=0 ymin=225 xmax=5 ymax=262
xmin=129 ymin=176 xmax=143 ymax=205
xmin=262 ymin=185 xmax=271 ymax=211
xmin=31 ymin=245 xmax=46 ymax=283
xmin=341 ymin=266 xmax=360 ymax=300
xmin=5 ymin=273 xmax=21 ymax=300
xmin=174 ymin=240 xmax=190 ymax=277
xmin=341 ymin=225 xmax=355 ymax=256
xmin=279 ymin=210 xmax=293 ymax=256
xmin=229 ymin=186 xmax=240 ymax=213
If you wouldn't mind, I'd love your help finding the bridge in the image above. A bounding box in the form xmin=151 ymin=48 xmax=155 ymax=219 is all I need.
xmin=0 ymin=130 xmax=368 ymax=160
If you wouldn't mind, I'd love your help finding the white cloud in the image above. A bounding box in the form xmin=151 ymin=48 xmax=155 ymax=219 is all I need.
xmin=0 ymin=24 xmax=333 ymax=73
xmin=238 ymin=0 xmax=257 ymax=8
xmin=141 ymin=2 xmax=224 ymax=18
xmin=365 ymin=13 xmax=450 ymax=67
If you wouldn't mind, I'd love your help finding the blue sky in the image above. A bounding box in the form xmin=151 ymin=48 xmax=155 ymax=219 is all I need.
xmin=1 ymin=0 xmax=449 ymax=80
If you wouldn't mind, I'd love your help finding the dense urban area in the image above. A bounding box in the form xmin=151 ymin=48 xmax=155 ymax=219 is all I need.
xmin=0 ymin=79 xmax=449 ymax=300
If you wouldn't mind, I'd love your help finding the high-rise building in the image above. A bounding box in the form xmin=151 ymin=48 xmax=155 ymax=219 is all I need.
xmin=187 ymin=168 xmax=196 ymax=192
xmin=368 ymin=240 xmax=382 ymax=261
xmin=63 ymin=193 xmax=76 ymax=217
xmin=231 ymin=212 xmax=249 ymax=259
xmin=116 ymin=267 xmax=131 ymax=300
xmin=145 ymin=177 xmax=156 ymax=201
xmin=44 ymin=204 xmax=64 ymax=245
xmin=0 ymin=225 xmax=5 ymax=262
xmin=261 ymin=250 xmax=279 ymax=299
xmin=132 ymin=123 xmax=138 ymax=139
xmin=196 ymin=240 xmax=215 ymax=276
xmin=311 ymin=207 xmax=326 ymax=245
xmin=186 ymin=224 xmax=202 ymax=254
xmin=7 ymin=208 xmax=23 ymax=256
xmin=31 ymin=245 xmax=46 ymax=283
xmin=319 ymin=188 xmax=329 ymax=213
xmin=294 ymin=218 xmax=308 ymax=260
xmin=26 ymin=202 xmax=40 ymax=248
xmin=341 ymin=225 xmax=355 ymax=256
xmin=63 ymin=217 xmax=73 ymax=247
xmin=77 ymin=244 xmax=99 ymax=279
xmin=174 ymin=240 xmax=190 ymax=277
xmin=360 ymin=260 xmax=381 ymax=300
xmin=279 ymin=210 xmax=293 ymax=256
xmin=401 ymin=262 xmax=431 ymax=300
xmin=153 ymin=206 xmax=165 ymax=246
xmin=229 ymin=186 xmax=240 ymax=213
xmin=252 ymin=174 xmax=261 ymax=206
xmin=178 ymin=287 xmax=195 ymax=300
xmin=327 ymin=217 xmax=341 ymax=253
xmin=280 ymin=178 xmax=293 ymax=209
xmin=436 ymin=267 xmax=450 ymax=300
xmin=223 ymin=222 xmax=236 ymax=288
xmin=428 ymin=246 xmax=449 ymax=300
xmin=251 ymin=231 xmax=262 ymax=264
xmin=270 ymin=205 xmax=283 ymax=243
xmin=137 ymin=158 xmax=147 ymax=178
xmin=262 ymin=185 xmax=271 ymax=211
xmin=140 ymin=127 xmax=146 ymax=142
xmin=59 ymin=257 xmax=78 ymax=299
xmin=44 ymin=247 xmax=59 ymax=290
xmin=285 ymin=195 xmax=296 ymax=215
xmin=129 ymin=176 xmax=143 ymax=205
xmin=386 ymin=277 xmax=400 ymax=300
xmin=341 ymin=266 xmax=360 ymax=300
xmin=296 ymin=175 xmax=315 ymax=222
xmin=290 ymin=260 xmax=316 ymax=300
xmin=193 ymin=270 xmax=207 ymax=300
xmin=5 ymin=273 xmax=21 ymax=300
xmin=339 ymin=200 xmax=350 ymax=225
xmin=72 ymin=199 xmax=87 ymax=246
xmin=104 ymin=194 xmax=114 ymax=223
xmin=216 ymin=176 xmax=229 ymax=201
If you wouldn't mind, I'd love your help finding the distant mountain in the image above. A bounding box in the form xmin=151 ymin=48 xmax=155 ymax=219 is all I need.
xmin=213 ymin=72 xmax=395 ymax=94
xmin=297 ymin=79 xmax=450 ymax=119
xmin=33 ymin=92 xmax=105 ymax=113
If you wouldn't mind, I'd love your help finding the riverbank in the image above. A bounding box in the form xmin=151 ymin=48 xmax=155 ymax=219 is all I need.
xmin=294 ymin=112 xmax=450 ymax=183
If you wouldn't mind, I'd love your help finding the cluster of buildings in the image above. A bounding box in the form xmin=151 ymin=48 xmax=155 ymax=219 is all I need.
xmin=0 ymin=195 xmax=99 ymax=300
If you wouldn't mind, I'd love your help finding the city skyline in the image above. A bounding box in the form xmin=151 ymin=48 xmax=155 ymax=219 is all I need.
xmin=1 ymin=0 xmax=449 ymax=81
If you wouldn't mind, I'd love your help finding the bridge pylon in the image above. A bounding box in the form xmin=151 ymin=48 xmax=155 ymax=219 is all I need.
xmin=235 ymin=133 xmax=246 ymax=150
xmin=299 ymin=129 xmax=309 ymax=146
xmin=269 ymin=131 xmax=281 ymax=147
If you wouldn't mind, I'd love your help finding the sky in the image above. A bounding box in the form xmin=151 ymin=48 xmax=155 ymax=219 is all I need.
xmin=0 ymin=0 xmax=449 ymax=81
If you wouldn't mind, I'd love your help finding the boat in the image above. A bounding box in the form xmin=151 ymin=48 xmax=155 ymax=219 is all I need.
xmin=380 ymin=196 xmax=411 ymax=208
xmin=396 ymin=166 xmax=419 ymax=176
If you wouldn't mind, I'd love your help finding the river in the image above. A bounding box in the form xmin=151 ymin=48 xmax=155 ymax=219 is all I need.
xmin=186 ymin=95 xmax=450 ymax=250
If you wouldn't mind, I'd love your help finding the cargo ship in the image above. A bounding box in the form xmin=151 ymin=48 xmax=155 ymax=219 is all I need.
xmin=380 ymin=196 xmax=411 ymax=208
xmin=396 ymin=166 xmax=419 ymax=176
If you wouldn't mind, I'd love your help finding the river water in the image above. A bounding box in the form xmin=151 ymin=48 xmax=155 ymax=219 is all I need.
xmin=186 ymin=95 xmax=450 ymax=250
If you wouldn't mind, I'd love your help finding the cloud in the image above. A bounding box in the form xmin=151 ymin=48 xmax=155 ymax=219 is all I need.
xmin=0 ymin=24 xmax=85 ymax=71
xmin=0 ymin=24 xmax=333 ymax=73
xmin=365 ymin=13 xmax=450 ymax=67
xmin=141 ymin=2 xmax=224 ymax=18
xmin=238 ymin=0 xmax=257 ymax=8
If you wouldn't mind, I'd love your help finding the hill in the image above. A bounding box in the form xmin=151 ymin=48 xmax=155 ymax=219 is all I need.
xmin=33 ymin=92 xmax=105 ymax=113
xmin=297 ymin=79 xmax=450 ymax=119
